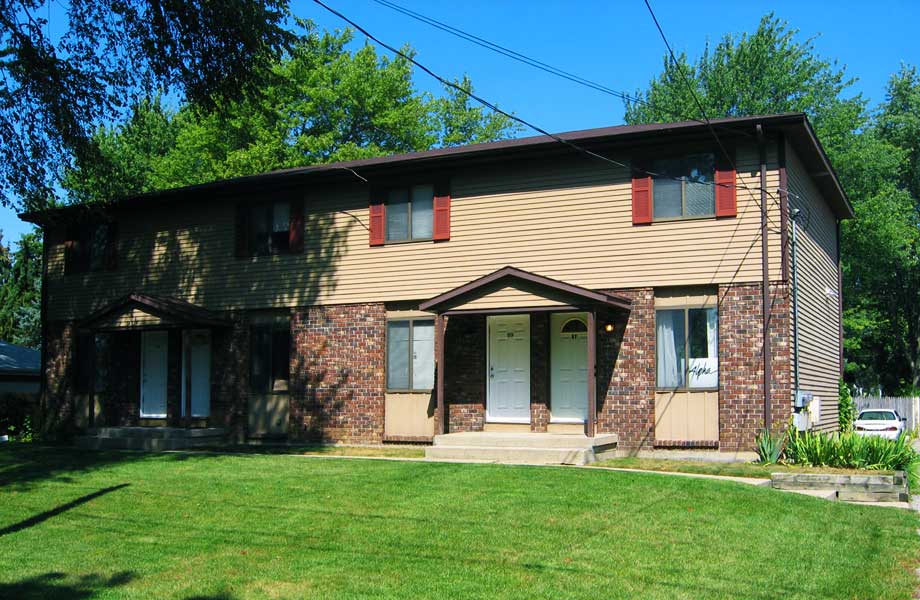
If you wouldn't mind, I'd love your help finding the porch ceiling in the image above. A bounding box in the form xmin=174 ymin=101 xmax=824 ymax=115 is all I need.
xmin=77 ymin=293 xmax=233 ymax=331
xmin=418 ymin=266 xmax=632 ymax=315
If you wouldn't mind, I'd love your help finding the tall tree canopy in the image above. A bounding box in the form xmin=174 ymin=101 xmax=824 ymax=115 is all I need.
xmin=64 ymin=23 xmax=518 ymax=202
xmin=625 ymin=14 xmax=920 ymax=394
xmin=0 ymin=229 xmax=41 ymax=348
xmin=0 ymin=0 xmax=293 ymax=212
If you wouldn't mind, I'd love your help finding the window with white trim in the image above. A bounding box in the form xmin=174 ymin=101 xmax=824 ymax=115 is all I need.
xmin=386 ymin=319 xmax=435 ymax=391
xmin=652 ymin=153 xmax=716 ymax=219
xmin=386 ymin=184 xmax=434 ymax=242
xmin=656 ymin=307 xmax=718 ymax=389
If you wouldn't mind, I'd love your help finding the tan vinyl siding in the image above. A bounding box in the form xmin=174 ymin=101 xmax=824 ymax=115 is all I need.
xmin=96 ymin=307 xmax=173 ymax=330
xmin=786 ymin=142 xmax=841 ymax=431
xmin=45 ymin=142 xmax=783 ymax=320
xmin=654 ymin=390 xmax=719 ymax=441
xmin=451 ymin=285 xmax=570 ymax=311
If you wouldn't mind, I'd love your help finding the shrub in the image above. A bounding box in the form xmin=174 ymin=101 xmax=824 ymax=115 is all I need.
xmin=755 ymin=429 xmax=785 ymax=465
xmin=838 ymin=380 xmax=856 ymax=432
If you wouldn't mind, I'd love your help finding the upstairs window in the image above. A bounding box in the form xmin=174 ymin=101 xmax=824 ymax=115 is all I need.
xmin=250 ymin=200 xmax=291 ymax=255
xmin=386 ymin=318 xmax=435 ymax=391
xmin=65 ymin=222 xmax=117 ymax=275
xmin=236 ymin=197 xmax=304 ymax=258
xmin=250 ymin=317 xmax=291 ymax=394
xmin=652 ymin=154 xmax=716 ymax=219
xmin=386 ymin=184 xmax=434 ymax=242
xmin=656 ymin=306 xmax=718 ymax=389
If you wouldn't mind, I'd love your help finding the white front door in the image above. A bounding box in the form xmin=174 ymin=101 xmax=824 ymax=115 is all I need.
xmin=182 ymin=330 xmax=211 ymax=418
xmin=550 ymin=313 xmax=588 ymax=422
xmin=487 ymin=315 xmax=530 ymax=423
xmin=140 ymin=331 xmax=168 ymax=418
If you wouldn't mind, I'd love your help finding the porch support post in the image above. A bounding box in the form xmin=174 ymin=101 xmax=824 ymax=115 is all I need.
xmin=586 ymin=310 xmax=597 ymax=438
xmin=435 ymin=314 xmax=446 ymax=435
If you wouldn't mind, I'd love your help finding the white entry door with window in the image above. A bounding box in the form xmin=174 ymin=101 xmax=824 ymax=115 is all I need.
xmin=182 ymin=330 xmax=211 ymax=418
xmin=140 ymin=330 xmax=168 ymax=418
xmin=487 ymin=314 xmax=530 ymax=423
xmin=550 ymin=313 xmax=589 ymax=423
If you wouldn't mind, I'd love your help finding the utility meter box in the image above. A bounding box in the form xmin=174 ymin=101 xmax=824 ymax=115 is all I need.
xmin=794 ymin=391 xmax=814 ymax=409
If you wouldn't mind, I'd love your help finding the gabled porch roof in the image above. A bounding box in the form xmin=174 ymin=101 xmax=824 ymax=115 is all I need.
xmin=418 ymin=266 xmax=632 ymax=314
xmin=78 ymin=294 xmax=233 ymax=331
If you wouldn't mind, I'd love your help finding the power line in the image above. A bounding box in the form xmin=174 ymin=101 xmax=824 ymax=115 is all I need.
xmin=311 ymin=0 xmax=784 ymax=203
xmin=642 ymin=0 xmax=736 ymax=177
xmin=370 ymin=0 xmax=750 ymax=138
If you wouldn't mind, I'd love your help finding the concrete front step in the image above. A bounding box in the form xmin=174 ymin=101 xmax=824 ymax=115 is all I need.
xmin=433 ymin=432 xmax=618 ymax=449
xmin=426 ymin=445 xmax=594 ymax=465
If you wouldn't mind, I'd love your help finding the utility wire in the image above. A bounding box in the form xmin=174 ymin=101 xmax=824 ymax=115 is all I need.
xmin=371 ymin=0 xmax=751 ymax=138
xmin=312 ymin=0 xmax=784 ymax=202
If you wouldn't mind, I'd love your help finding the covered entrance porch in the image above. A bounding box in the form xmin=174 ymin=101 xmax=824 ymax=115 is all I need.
xmin=419 ymin=266 xmax=632 ymax=448
xmin=73 ymin=294 xmax=234 ymax=442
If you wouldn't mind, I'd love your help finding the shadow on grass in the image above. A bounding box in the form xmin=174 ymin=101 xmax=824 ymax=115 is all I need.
xmin=0 ymin=571 xmax=136 ymax=600
xmin=0 ymin=483 xmax=130 ymax=537
xmin=0 ymin=444 xmax=157 ymax=491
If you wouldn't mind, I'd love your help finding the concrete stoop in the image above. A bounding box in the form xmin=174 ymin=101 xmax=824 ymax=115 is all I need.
xmin=75 ymin=427 xmax=226 ymax=451
xmin=771 ymin=472 xmax=909 ymax=503
xmin=425 ymin=432 xmax=618 ymax=465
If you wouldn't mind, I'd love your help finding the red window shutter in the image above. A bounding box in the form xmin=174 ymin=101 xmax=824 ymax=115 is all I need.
xmin=715 ymin=164 xmax=737 ymax=217
xmin=104 ymin=221 xmax=119 ymax=271
xmin=433 ymin=180 xmax=451 ymax=241
xmin=289 ymin=198 xmax=304 ymax=253
xmin=235 ymin=203 xmax=249 ymax=258
xmin=632 ymin=173 xmax=653 ymax=225
xmin=369 ymin=200 xmax=386 ymax=246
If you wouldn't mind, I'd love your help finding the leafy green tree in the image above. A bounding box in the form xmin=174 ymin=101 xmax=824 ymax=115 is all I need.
xmin=624 ymin=14 xmax=865 ymax=159
xmin=0 ymin=0 xmax=293 ymax=212
xmin=845 ymin=66 xmax=920 ymax=393
xmin=65 ymin=24 xmax=519 ymax=200
xmin=0 ymin=229 xmax=42 ymax=348
xmin=625 ymin=13 xmax=920 ymax=394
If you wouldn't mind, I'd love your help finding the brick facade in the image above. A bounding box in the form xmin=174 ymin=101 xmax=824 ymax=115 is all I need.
xmin=597 ymin=288 xmax=656 ymax=449
xmin=290 ymin=303 xmax=386 ymax=444
xmin=41 ymin=284 xmax=791 ymax=452
xmin=718 ymin=282 xmax=792 ymax=451
xmin=444 ymin=315 xmax=486 ymax=432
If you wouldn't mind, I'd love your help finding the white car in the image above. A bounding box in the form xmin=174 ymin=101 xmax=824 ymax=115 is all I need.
xmin=854 ymin=409 xmax=907 ymax=440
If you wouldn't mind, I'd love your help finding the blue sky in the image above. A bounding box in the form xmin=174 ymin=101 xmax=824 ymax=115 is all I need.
xmin=3 ymin=0 xmax=919 ymax=243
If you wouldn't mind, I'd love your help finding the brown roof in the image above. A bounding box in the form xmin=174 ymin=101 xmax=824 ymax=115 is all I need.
xmin=20 ymin=112 xmax=853 ymax=223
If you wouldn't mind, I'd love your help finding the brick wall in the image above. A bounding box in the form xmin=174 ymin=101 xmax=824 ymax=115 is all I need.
xmin=444 ymin=315 xmax=486 ymax=432
xmin=290 ymin=303 xmax=386 ymax=443
xmin=212 ymin=313 xmax=248 ymax=441
xmin=530 ymin=313 xmax=550 ymax=432
xmin=41 ymin=321 xmax=75 ymax=437
xmin=718 ymin=282 xmax=792 ymax=451
xmin=597 ymin=288 xmax=656 ymax=449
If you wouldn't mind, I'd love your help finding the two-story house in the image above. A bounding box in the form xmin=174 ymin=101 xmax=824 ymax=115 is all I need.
xmin=22 ymin=113 xmax=851 ymax=459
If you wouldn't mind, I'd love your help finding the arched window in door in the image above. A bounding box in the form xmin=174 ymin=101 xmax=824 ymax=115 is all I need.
xmin=559 ymin=317 xmax=588 ymax=338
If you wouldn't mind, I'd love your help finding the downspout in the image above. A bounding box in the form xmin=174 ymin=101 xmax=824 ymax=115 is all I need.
xmin=757 ymin=124 xmax=772 ymax=431
xmin=791 ymin=209 xmax=800 ymax=398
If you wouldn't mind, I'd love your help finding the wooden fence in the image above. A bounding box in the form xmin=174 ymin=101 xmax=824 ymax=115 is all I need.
xmin=854 ymin=396 xmax=920 ymax=432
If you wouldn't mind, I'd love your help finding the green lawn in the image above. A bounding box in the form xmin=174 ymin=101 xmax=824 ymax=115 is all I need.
xmin=1 ymin=446 xmax=918 ymax=599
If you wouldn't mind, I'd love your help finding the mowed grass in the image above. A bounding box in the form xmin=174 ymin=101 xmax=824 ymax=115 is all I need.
xmin=1 ymin=446 xmax=918 ymax=600
xmin=595 ymin=457 xmax=897 ymax=479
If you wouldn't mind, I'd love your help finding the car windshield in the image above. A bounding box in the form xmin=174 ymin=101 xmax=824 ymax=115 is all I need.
xmin=858 ymin=411 xmax=897 ymax=421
